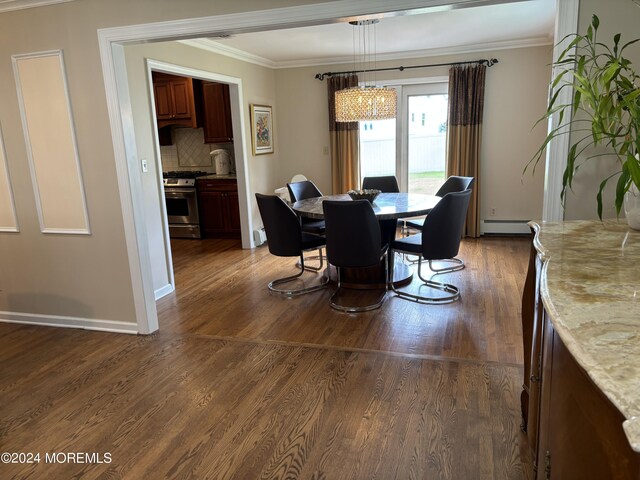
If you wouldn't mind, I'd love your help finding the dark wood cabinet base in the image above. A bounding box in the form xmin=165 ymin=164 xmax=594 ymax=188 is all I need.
xmin=522 ymin=229 xmax=640 ymax=479
xmin=197 ymin=178 xmax=240 ymax=240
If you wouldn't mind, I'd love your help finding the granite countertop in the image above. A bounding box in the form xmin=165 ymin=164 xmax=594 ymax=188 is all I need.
xmin=531 ymin=220 xmax=640 ymax=451
xmin=199 ymin=174 xmax=237 ymax=180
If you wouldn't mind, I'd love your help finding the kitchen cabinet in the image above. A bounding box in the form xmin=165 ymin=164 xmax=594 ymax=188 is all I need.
xmin=521 ymin=223 xmax=640 ymax=479
xmin=201 ymin=82 xmax=233 ymax=143
xmin=152 ymin=72 xmax=198 ymax=129
xmin=525 ymin=311 xmax=640 ymax=479
xmin=197 ymin=178 xmax=240 ymax=239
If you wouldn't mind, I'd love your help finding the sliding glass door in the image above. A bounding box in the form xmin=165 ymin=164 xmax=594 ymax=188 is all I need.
xmin=404 ymin=84 xmax=448 ymax=194
xmin=359 ymin=82 xmax=448 ymax=194
xmin=359 ymin=117 xmax=396 ymax=178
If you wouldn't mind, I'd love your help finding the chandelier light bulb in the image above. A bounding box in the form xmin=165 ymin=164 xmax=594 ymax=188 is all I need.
xmin=335 ymin=86 xmax=397 ymax=122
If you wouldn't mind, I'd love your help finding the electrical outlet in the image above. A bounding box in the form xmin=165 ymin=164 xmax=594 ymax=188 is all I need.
xmin=323 ymin=146 xmax=329 ymax=155
xmin=141 ymin=159 xmax=148 ymax=173
xmin=490 ymin=207 xmax=496 ymax=216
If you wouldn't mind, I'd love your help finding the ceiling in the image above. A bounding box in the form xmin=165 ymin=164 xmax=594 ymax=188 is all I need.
xmin=198 ymin=0 xmax=556 ymax=68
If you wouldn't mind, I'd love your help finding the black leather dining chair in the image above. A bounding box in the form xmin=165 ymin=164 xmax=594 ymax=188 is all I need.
xmin=287 ymin=180 xmax=322 ymax=202
xmin=323 ymin=199 xmax=388 ymax=312
xmin=403 ymin=175 xmax=474 ymax=273
xmin=389 ymin=189 xmax=472 ymax=304
xmin=362 ymin=175 xmax=400 ymax=193
xmin=286 ymin=180 xmax=326 ymax=235
xmin=255 ymin=193 xmax=329 ymax=296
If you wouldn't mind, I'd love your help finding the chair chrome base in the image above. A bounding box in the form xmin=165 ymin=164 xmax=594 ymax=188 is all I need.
xmin=389 ymin=255 xmax=461 ymax=304
xmin=329 ymin=286 xmax=386 ymax=313
xmin=269 ymin=250 xmax=329 ymax=297
xmin=402 ymin=253 xmax=465 ymax=275
xmin=295 ymin=248 xmax=324 ymax=272
xmin=427 ymin=257 xmax=465 ymax=274
xmin=329 ymin=260 xmax=387 ymax=313
xmin=400 ymin=223 xmax=465 ymax=274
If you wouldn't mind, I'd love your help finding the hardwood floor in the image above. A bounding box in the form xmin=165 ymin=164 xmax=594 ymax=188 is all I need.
xmin=1 ymin=236 xmax=533 ymax=479
xmin=160 ymin=236 xmax=528 ymax=365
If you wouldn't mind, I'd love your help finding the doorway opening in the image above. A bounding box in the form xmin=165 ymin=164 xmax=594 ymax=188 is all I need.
xmin=144 ymin=59 xmax=247 ymax=302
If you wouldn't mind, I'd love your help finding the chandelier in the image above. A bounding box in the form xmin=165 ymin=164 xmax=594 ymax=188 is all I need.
xmin=335 ymin=19 xmax=397 ymax=122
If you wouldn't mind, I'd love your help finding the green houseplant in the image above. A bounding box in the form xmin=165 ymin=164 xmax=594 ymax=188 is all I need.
xmin=529 ymin=15 xmax=640 ymax=228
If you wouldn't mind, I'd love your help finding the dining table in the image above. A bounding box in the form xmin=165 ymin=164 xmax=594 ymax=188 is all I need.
xmin=292 ymin=192 xmax=440 ymax=289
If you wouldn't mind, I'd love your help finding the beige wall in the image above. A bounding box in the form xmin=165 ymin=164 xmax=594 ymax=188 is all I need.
xmin=274 ymin=66 xmax=333 ymax=194
xmin=564 ymin=0 xmax=640 ymax=220
xmin=276 ymin=46 xmax=552 ymax=222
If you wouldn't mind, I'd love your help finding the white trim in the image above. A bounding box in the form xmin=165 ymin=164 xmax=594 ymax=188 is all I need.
xmin=95 ymin=0 xmax=546 ymax=335
xmin=542 ymin=0 xmax=579 ymax=222
xmin=101 ymin=42 xmax=159 ymax=335
xmin=40 ymin=228 xmax=91 ymax=234
xmin=191 ymin=36 xmax=552 ymax=70
xmin=0 ymin=125 xmax=19 ymax=232
xmin=0 ymin=311 xmax=139 ymax=334
xmin=148 ymin=60 xmax=244 ymax=85
xmin=145 ymin=60 xmax=174 ymax=294
xmin=480 ymin=219 xmax=531 ymax=235
xmin=0 ymin=0 xmax=75 ymax=13
xmin=154 ymin=283 xmax=174 ymax=300
xmin=12 ymin=50 xmax=91 ymax=235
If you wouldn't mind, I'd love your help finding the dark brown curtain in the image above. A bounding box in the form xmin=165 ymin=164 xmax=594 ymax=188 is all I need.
xmin=447 ymin=64 xmax=486 ymax=238
xmin=328 ymin=74 xmax=360 ymax=194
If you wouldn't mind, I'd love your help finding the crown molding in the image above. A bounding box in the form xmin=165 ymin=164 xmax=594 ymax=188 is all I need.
xmin=181 ymin=36 xmax=553 ymax=70
xmin=179 ymin=38 xmax=277 ymax=69
xmin=0 ymin=0 xmax=76 ymax=13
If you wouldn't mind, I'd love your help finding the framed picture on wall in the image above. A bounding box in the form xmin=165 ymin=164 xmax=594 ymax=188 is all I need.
xmin=250 ymin=104 xmax=274 ymax=155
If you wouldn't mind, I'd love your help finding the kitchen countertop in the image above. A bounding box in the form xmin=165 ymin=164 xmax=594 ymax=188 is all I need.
xmin=199 ymin=174 xmax=237 ymax=180
xmin=530 ymin=220 xmax=640 ymax=451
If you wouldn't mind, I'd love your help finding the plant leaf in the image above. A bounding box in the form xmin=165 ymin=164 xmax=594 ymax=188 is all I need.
xmin=597 ymin=178 xmax=607 ymax=220
xmin=615 ymin=168 xmax=631 ymax=216
xmin=621 ymin=37 xmax=640 ymax=53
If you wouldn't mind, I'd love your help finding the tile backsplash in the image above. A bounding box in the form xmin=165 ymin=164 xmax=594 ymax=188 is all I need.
xmin=160 ymin=127 xmax=235 ymax=173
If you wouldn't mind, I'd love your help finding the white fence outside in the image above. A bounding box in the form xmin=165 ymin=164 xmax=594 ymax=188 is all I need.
xmin=361 ymin=133 xmax=446 ymax=177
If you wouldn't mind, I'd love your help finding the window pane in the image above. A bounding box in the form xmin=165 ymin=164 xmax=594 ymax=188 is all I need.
xmin=359 ymin=118 xmax=396 ymax=181
xmin=407 ymin=94 xmax=447 ymax=194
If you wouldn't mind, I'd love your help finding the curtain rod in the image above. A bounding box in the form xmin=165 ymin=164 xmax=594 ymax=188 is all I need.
xmin=314 ymin=58 xmax=498 ymax=81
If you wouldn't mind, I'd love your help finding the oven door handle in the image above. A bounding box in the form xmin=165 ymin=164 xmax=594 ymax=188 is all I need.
xmin=165 ymin=188 xmax=197 ymax=196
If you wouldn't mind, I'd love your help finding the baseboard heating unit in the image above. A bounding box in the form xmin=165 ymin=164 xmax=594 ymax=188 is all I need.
xmin=253 ymin=227 xmax=267 ymax=246
xmin=480 ymin=220 xmax=531 ymax=235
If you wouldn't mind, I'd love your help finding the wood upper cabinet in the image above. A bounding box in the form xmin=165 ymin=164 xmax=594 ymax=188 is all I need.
xmin=201 ymin=82 xmax=233 ymax=143
xmin=152 ymin=72 xmax=198 ymax=129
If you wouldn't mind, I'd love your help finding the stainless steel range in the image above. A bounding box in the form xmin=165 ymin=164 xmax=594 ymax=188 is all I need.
xmin=163 ymin=171 xmax=208 ymax=238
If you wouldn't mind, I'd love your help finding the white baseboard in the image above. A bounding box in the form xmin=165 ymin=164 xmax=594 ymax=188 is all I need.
xmin=154 ymin=283 xmax=174 ymax=300
xmin=0 ymin=311 xmax=139 ymax=334
xmin=480 ymin=219 xmax=531 ymax=235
